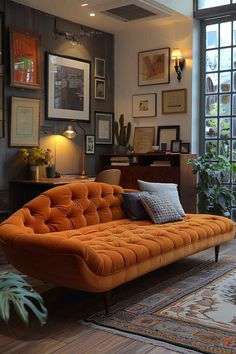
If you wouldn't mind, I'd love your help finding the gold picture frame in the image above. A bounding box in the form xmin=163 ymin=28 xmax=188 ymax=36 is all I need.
xmin=162 ymin=89 xmax=187 ymax=114
xmin=133 ymin=126 xmax=155 ymax=153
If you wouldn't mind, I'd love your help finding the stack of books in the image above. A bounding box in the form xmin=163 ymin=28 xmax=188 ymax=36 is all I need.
xmin=110 ymin=156 xmax=130 ymax=166
xmin=150 ymin=160 xmax=171 ymax=167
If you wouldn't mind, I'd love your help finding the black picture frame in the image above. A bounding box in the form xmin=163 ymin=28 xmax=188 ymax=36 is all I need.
xmin=95 ymin=111 xmax=114 ymax=145
xmin=180 ymin=142 xmax=190 ymax=154
xmin=171 ymin=140 xmax=182 ymax=153
xmin=95 ymin=57 xmax=105 ymax=78
xmin=46 ymin=52 xmax=91 ymax=121
xmin=157 ymin=125 xmax=180 ymax=151
xmin=95 ymin=78 xmax=105 ymax=100
xmin=85 ymin=135 xmax=95 ymax=155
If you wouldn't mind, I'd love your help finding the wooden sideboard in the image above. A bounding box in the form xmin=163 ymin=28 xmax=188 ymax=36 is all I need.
xmin=100 ymin=153 xmax=197 ymax=213
xmin=9 ymin=176 xmax=95 ymax=213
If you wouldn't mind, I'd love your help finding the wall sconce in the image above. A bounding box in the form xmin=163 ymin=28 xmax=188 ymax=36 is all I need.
xmin=171 ymin=48 xmax=185 ymax=82
xmin=62 ymin=122 xmax=87 ymax=178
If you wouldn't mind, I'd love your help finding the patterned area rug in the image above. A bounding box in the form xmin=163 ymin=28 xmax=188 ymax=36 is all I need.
xmin=88 ymin=259 xmax=236 ymax=354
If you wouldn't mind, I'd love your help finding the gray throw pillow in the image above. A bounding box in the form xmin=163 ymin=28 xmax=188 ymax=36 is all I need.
xmin=137 ymin=180 xmax=185 ymax=216
xmin=121 ymin=192 xmax=150 ymax=220
xmin=140 ymin=194 xmax=183 ymax=224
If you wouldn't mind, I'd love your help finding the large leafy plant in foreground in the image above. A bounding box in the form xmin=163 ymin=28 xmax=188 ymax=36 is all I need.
xmin=188 ymin=154 xmax=236 ymax=216
xmin=0 ymin=272 xmax=47 ymax=326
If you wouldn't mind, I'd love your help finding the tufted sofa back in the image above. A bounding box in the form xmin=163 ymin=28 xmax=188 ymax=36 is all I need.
xmin=4 ymin=182 xmax=126 ymax=234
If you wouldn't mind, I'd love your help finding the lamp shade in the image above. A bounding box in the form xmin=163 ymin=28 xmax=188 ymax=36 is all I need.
xmin=171 ymin=48 xmax=183 ymax=59
xmin=62 ymin=124 xmax=77 ymax=139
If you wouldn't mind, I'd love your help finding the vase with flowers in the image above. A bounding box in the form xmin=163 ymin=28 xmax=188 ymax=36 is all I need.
xmin=19 ymin=147 xmax=54 ymax=180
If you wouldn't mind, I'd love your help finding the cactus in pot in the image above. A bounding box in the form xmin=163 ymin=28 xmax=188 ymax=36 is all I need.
xmin=114 ymin=114 xmax=131 ymax=153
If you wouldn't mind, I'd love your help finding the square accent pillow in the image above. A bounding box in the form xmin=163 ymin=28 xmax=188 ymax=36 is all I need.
xmin=140 ymin=194 xmax=183 ymax=224
xmin=137 ymin=180 xmax=185 ymax=216
xmin=121 ymin=192 xmax=150 ymax=220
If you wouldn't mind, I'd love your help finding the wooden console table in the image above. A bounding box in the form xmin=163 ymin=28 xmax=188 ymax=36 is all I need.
xmin=9 ymin=176 xmax=95 ymax=213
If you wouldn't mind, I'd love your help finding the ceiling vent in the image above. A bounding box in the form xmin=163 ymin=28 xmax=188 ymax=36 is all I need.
xmin=91 ymin=1 xmax=174 ymax=22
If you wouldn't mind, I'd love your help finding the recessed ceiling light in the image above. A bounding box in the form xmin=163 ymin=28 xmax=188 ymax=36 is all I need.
xmin=81 ymin=3 xmax=88 ymax=7
xmin=90 ymin=13 xmax=95 ymax=17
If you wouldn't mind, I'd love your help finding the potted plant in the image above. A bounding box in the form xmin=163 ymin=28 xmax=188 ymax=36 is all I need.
xmin=19 ymin=147 xmax=55 ymax=179
xmin=114 ymin=114 xmax=131 ymax=154
xmin=0 ymin=272 xmax=47 ymax=326
xmin=187 ymin=154 xmax=236 ymax=216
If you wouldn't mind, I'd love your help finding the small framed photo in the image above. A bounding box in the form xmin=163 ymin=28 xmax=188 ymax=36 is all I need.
xmin=133 ymin=126 xmax=155 ymax=153
xmin=180 ymin=142 xmax=190 ymax=154
xmin=95 ymin=58 xmax=105 ymax=78
xmin=95 ymin=78 xmax=105 ymax=100
xmin=85 ymin=135 xmax=95 ymax=155
xmin=138 ymin=47 xmax=170 ymax=86
xmin=95 ymin=111 xmax=113 ymax=144
xmin=162 ymin=89 xmax=187 ymax=114
xmin=10 ymin=97 xmax=40 ymax=147
xmin=10 ymin=30 xmax=42 ymax=89
xmin=171 ymin=140 xmax=182 ymax=153
xmin=132 ymin=93 xmax=156 ymax=118
xmin=157 ymin=125 xmax=180 ymax=151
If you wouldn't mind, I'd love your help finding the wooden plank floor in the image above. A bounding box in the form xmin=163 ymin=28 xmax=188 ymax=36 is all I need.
xmin=0 ymin=239 xmax=235 ymax=354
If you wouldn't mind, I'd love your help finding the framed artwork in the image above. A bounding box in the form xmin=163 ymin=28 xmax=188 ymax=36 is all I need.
xmin=162 ymin=89 xmax=187 ymax=114
xmin=95 ymin=112 xmax=113 ymax=144
xmin=95 ymin=58 xmax=105 ymax=78
xmin=132 ymin=93 xmax=157 ymax=118
xmin=138 ymin=47 xmax=170 ymax=86
xmin=10 ymin=97 xmax=40 ymax=147
xmin=85 ymin=135 xmax=95 ymax=155
xmin=133 ymin=126 xmax=155 ymax=153
xmin=10 ymin=30 xmax=42 ymax=89
xmin=157 ymin=125 xmax=180 ymax=151
xmin=180 ymin=142 xmax=190 ymax=154
xmin=47 ymin=53 xmax=90 ymax=121
xmin=95 ymin=78 xmax=105 ymax=99
xmin=171 ymin=140 xmax=182 ymax=153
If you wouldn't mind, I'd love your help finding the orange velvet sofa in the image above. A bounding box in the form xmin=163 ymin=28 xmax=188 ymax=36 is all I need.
xmin=0 ymin=182 xmax=235 ymax=314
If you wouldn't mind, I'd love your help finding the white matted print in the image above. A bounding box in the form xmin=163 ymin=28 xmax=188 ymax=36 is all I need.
xmin=95 ymin=79 xmax=105 ymax=100
xmin=85 ymin=135 xmax=95 ymax=155
xmin=132 ymin=93 xmax=156 ymax=118
xmin=95 ymin=58 xmax=105 ymax=78
xmin=95 ymin=112 xmax=113 ymax=144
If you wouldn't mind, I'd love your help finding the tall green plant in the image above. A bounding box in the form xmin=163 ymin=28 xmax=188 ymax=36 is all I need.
xmin=114 ymin=114 xmax=131 ymax=147
xmin=187 ymin=154 xmax=236 ymax=216
xmin=0 ymin=272 xmax=48 ymax=326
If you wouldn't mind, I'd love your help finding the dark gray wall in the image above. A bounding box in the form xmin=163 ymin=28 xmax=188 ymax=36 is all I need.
xmin=0 ymin=0 xmax=114 ymax=209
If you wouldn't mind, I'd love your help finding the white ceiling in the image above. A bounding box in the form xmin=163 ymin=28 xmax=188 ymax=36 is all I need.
xmin=12 ymin=0 xmax=192 ymax=34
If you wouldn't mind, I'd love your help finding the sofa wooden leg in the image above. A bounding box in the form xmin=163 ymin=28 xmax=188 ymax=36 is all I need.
xmin=103 ymin=291 xmax=111 ymax=316
xmin=215 ymin=245 xmax=220 ymax=262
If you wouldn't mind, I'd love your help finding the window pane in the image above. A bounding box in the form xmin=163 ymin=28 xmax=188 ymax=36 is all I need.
xmin=233 ymin=21 xmax=236 ymax=45
xmin=232 ymin=140 xmax=236 ymax=160
xmin=206 ymin=24 xmax=218 ymax=49
xmin=220 ymin=48 xmax=231 ymax=70
xmin=205 ymin=118 xmax=218 ymax=138
xmin=232 ymin=118 xmax=236 ymax=137
xmin=198 ymin=0 xmax=230 ymax=9
xmin=233 ymin=72 xmax=236 ymax=91
xmin=219 ymin=94 xmax=231 ymax=115
xmin=205 ymin=95 xmax=218 ymax=116
xmin=219 ymin=140 xmax=230 ymax=158
xmin=206 ymin=73 xmax=218 ymax=93
xmin=219 ymin=117 xmax=231 ymax=138
xmin=220 ymin=22 xmax=232 ymax=47
xmin=205 ymin=140 xmax=217 ymax=154
xmin=232 ymin=94 xmax=236 ymax=115
xmin=206 ymin=50 xmax=218 ymax=71
xmin=220 ymin=72 xmax=231 ymax=92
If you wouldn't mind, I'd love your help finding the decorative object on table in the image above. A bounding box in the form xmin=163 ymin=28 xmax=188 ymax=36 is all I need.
xmin=19 ymin=147 xmax=53 ymax=180
xmin=10 ymin=30 xmax=42 ymax=89
xmin=95 ymin=111 xmax=114 ymax=145
xmin=138 ymin=47 xmax=170 ymax=86
xmin=171 ymin=139 xmax=182 ymax=153
xmin=160 ymin=143 xmax=167 ymax=151
xmin=114 ymin=114 xmax=131 ymax=153
xmin=88 ymin=259 xmax=236 ymax=354
xmin=0 ymin=272 xmax=47 ymax=326
xmin=10 ymin=97 xmax=40 ymax=147
xmin=162 ymin=88 xmax=187 ymax=114
xmin=157 ymin=125 xmax=180 ymax=151
xmin=62 ymin=121 xmax=87 ymax=178
xmin=132 ymin=93 xmax=156 ymax=118
xmin=46 ymin=53 xmax=90 ymax=121
xmin=187 ymin=153 xmax=236 ymax=216
xmin=133 ymin=126 xmax=155 ymax=153
xmin=95 ymin=57 xmax=105 ymax=78
xmin=45 ymin=165 xmax=56 ymax=178
xmin=95 ymin=78 xmax=105 ymax=99
xmin=171 ymin=48 xmax=185 ymax=82
xmin=85 ymin=135 xmax=95 ymax=155
xmin=180 ymin=142 xmax=190 ymax=154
